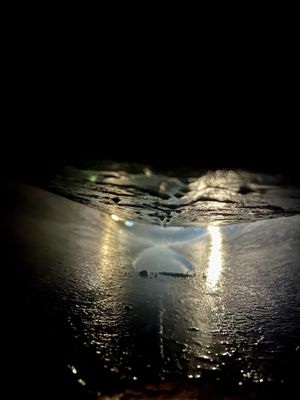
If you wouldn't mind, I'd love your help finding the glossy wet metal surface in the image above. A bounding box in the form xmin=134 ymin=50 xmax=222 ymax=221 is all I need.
xmin=4 ymin=184 xmax=300 ymax=399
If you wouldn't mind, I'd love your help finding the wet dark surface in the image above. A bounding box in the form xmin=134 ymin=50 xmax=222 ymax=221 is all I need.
xmin=3 ymin=180 xmax=300 ymax=399
xmin=30 ymin=164 xmax=300 ymax=226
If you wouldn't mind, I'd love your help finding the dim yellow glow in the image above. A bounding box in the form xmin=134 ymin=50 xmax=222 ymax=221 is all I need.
xmin=207 ymin=226 xmax=223 ymax=289
xmin=144 ymin=168 xmax=152 ymax=177
xmin=111 ymin=214 xmax=120 ymax=222
xmin=97 ymin=216 xmax=120 ymax=285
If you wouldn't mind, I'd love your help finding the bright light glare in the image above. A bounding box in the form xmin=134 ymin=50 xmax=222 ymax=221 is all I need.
xmin=125 ymin=220 xmax=134 ymax=227
xmin=207 ymin=226 xmax=223 ymax=289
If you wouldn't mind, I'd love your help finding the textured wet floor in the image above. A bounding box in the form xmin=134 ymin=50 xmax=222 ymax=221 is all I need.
xmin=3 ymin=166 xmax=300 ymax=399
xmin=33 ymin=164 xmax=300 ymax=225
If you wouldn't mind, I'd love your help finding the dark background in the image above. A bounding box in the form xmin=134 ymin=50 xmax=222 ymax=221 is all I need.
xmin=2 ymin=17 xmax=299 ymax=400
xmin=2 ymin=19 xmax=298 ymax=179
xmin=2 ymin=94 xmax=297 ymax=179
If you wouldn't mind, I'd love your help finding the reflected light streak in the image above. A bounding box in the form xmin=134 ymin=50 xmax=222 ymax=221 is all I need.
xmin=97 ymin=215 xmax=121 ymax=286
xmin=207 ymin=226 xmax=223 ymax=289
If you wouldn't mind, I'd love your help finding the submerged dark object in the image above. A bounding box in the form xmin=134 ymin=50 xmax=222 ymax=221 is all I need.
xmin=139 ymin=270 xmax=150 ymax=277
xmin=139 ymin=270 xmax=191 ymax=278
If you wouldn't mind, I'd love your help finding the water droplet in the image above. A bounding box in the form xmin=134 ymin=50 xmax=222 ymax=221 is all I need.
xmin=133 ymin=376 xmax=138 ymax=381
xmin=135 ymin=246 xmax=194 ymax=276
xmin=78 ymin=378 xmax=86 ymax=386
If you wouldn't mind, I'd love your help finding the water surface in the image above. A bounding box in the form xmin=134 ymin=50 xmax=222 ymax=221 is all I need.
xmin=4 ymin=165 xmax=300 ymax=399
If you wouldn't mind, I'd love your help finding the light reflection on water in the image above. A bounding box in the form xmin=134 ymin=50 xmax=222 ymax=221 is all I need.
xmin=10 ymin=185 xmax=300 ymax=395
xmin=207 ymin=226 xmax=223 ymax=290
xmin=92 ymin=212 xmax=300 ymax=382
